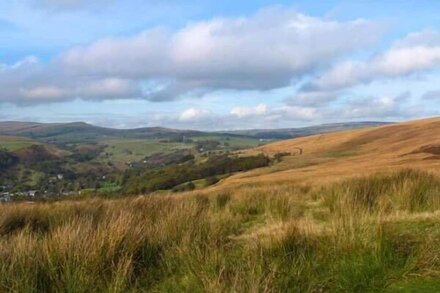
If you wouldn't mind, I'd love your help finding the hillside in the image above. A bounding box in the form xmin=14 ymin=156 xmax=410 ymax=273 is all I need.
xmin=0 ymin=135 xmax=42 ymax=151
xmin=0 ymin=121 xmax=205 ymax=144
xmin=0 ymin=121 xmax=389 ymax=143
xmin=223 ymin=117 xmax=440 ymax=186
xmin=2 ymin=118 xmax=440 ymax=292
xmin=224 ymin=121 xmax=391 ymax=139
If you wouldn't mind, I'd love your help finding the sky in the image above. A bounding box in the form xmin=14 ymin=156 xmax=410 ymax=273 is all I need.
xmin=1 ymin=0 xmax=440 ymax=130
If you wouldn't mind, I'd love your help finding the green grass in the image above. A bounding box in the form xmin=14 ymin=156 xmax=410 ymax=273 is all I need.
xmin=0 ymin=139 xmax=40 ymax=151
xmin=2 ymin=170 xmax=440 ymax=291
xmin=389 ymin=278 xmax=440 ymax=292
xmin=96 ymin=136 xmax=264 ymax=169
xmin=98 ymin=138 xmax=191 ymax=167
xmin=29 ymin=170 xmax=45 ymax=186
xmin=188 ymin=134 xmax=265 ymax=149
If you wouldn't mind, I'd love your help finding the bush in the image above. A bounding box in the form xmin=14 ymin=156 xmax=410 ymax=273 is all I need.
xmin=0 ymin=149 xmax=18 ymax=171
xmin=324 ymin=169 xmax=440 ymax=213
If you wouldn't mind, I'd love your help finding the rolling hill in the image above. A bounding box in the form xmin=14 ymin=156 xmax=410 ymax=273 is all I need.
xmin=0 ymin=135 xmax=42 ymax=151
xmin=223 ymin=121 xmax=391 ymax=139
xmin=2 ymin=117 xmax=440 ymax=292
xmin=223 ymin=117 xmax=440 ymax=186
xmin=0 ymin=121 xmax=390 ymax=143
xmin=0 ymin=122 xmax=204 ymax=144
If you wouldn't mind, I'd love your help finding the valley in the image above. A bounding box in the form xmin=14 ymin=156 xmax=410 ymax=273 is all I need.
xmin=0 ymin=121 xmax=383 ymax=200
xmin=1 ymin=117 xmax=440 ymax=291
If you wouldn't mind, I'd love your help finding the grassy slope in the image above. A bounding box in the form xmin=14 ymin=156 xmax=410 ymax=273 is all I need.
xmin=0 ymin=136 xmax=41 ymax=151
xmin=190 ymin=134 xmax=264 ymax=148
xmin=2 ymin=170 xmax=440 ymax=291
xmin=223 ymin=117 xmax=440 ymax=187
xmin=1 ymin=118 xmax=440 ymax=291
xmin=98 ymin=138 xmax=190 ymax=168
xmin=96 ymin=135 xmax=263 ymax=168
xmin=0 ymin=135 xmax=69 ymax=157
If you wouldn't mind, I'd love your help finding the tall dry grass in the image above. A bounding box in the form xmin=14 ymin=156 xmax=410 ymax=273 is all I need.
xmin=1 ymin=169 xmax=440 ymax=291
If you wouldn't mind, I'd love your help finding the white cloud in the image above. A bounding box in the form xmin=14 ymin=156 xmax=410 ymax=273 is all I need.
xmin=78 ymin=78 xmax=141 ymax=98
xmin=230 ymin=104 xmax=267 ymax=118
xmin=304 ymin=29 xmax=440 ymax=91
xmin=279 ymin=105 xmax=318 ymax=120
xmin=287 ymin=90 xmax=341 ymax=106
xmin=338 ymin=92 xmax=413 ymax=119
xmin=20 ymin=85 xmax=66 ymax=100
xmin=179 ymin=108 xmax=211 ymax=122
xmin=56 ymin=7 xmax=382 ymax=101
xmin=0 ymin=57 xmax=142 ymax=104
xmin=149 ymin=103 xmax=320 ymax=130
xmin=0 ymin=8 xmax=384 ymax=105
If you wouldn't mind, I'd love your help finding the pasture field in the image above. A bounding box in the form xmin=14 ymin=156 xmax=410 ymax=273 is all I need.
xmin=96 ymin=135 xmax=264 ymax=168
xmin=98 ymin=138 xmax=191 ymax=167
xmin=0 ymin=136 xmax=40 ymax=151
xmin=190 ymin=134 xmax=265 ymax=148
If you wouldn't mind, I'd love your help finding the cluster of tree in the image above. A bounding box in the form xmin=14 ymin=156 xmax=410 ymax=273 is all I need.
xmin=0 ymin=149 xmax=18 ymax=171
xmin=69 ymin=145 xmax=105 ymax=162
xmin=0 ymin=143 xmax=118 ymax=196
xmin=121 ymin=154 xmax=270 ymax=194
xmin=142 ymin=151 xmax=195 ymax=168
xmin=16 ymin=145 xmax=56 ymax=165
xmin=196 ymin=140 xmax=221 ymax=151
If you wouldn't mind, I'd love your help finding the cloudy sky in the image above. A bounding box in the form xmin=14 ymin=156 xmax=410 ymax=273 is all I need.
xmin=1 ymin=0 xmax=440 ymax=130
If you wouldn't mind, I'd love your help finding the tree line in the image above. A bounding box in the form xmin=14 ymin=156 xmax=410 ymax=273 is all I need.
xmin=121 ymin=154 xmax=270 ymax=194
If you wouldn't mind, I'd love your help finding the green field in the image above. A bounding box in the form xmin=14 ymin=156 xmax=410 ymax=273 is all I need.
xmin=191 ymin=134 xmax=265 ymax=148
xmin=97 ymin=138 xmax=192 ymax=167
xmin=96 ymin=135 xmax=265 ymax=168
xmin=0 ymin=136 xmax=40 ymax=151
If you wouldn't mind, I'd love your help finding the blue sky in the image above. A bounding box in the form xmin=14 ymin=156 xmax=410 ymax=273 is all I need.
xmin=1 ymin=0 xmax=440 ymax=130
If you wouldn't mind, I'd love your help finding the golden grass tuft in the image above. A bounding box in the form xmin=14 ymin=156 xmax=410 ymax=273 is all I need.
xmin=1 ymin=168 xmax=440 ymax=291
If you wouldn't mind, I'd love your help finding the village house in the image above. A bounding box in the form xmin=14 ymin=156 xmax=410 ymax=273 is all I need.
xmin=0 ymin=192 xmax=11 ymax=203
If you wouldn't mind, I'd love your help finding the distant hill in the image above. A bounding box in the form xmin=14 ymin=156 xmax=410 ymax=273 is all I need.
xmin=0 ymin=122 xmax=204 ymax=144
xmin=223 ymin=117 xmax=440 ymax=187
xmin=0 ymin=121 xmax=391 ymax=144
xmin=222 ymin=122 xmax=392 ymax=139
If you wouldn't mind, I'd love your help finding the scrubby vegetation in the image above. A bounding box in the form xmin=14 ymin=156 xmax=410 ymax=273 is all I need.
xmin=0 ymin=129 xmax=268 ymax=198
xmin=1 ymin=169 xmax=440 ymax=291
xmin=0 ymin=149 xmax=18 ymax=171
xmin=122 ymin=154 xmax=270 ymax=194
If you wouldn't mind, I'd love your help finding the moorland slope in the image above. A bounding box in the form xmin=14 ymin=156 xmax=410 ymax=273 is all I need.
xmin=224 ymin=117 xmax=440 ymax=186
xmin=2 ymin=118 xmax=440 ymax=292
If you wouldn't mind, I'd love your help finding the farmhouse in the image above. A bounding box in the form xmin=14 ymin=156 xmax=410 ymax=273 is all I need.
xmin=0 ymin=192 xmax=11 ymax=202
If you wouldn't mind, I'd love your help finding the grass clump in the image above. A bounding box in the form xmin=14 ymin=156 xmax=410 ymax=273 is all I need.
xmin=215 ymin=192 xmax=231 ymax=210
xmin=324 ymin=169 xmax=440 ymax=214
xmin=1 ymin=169 xmax=440 ymax=291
